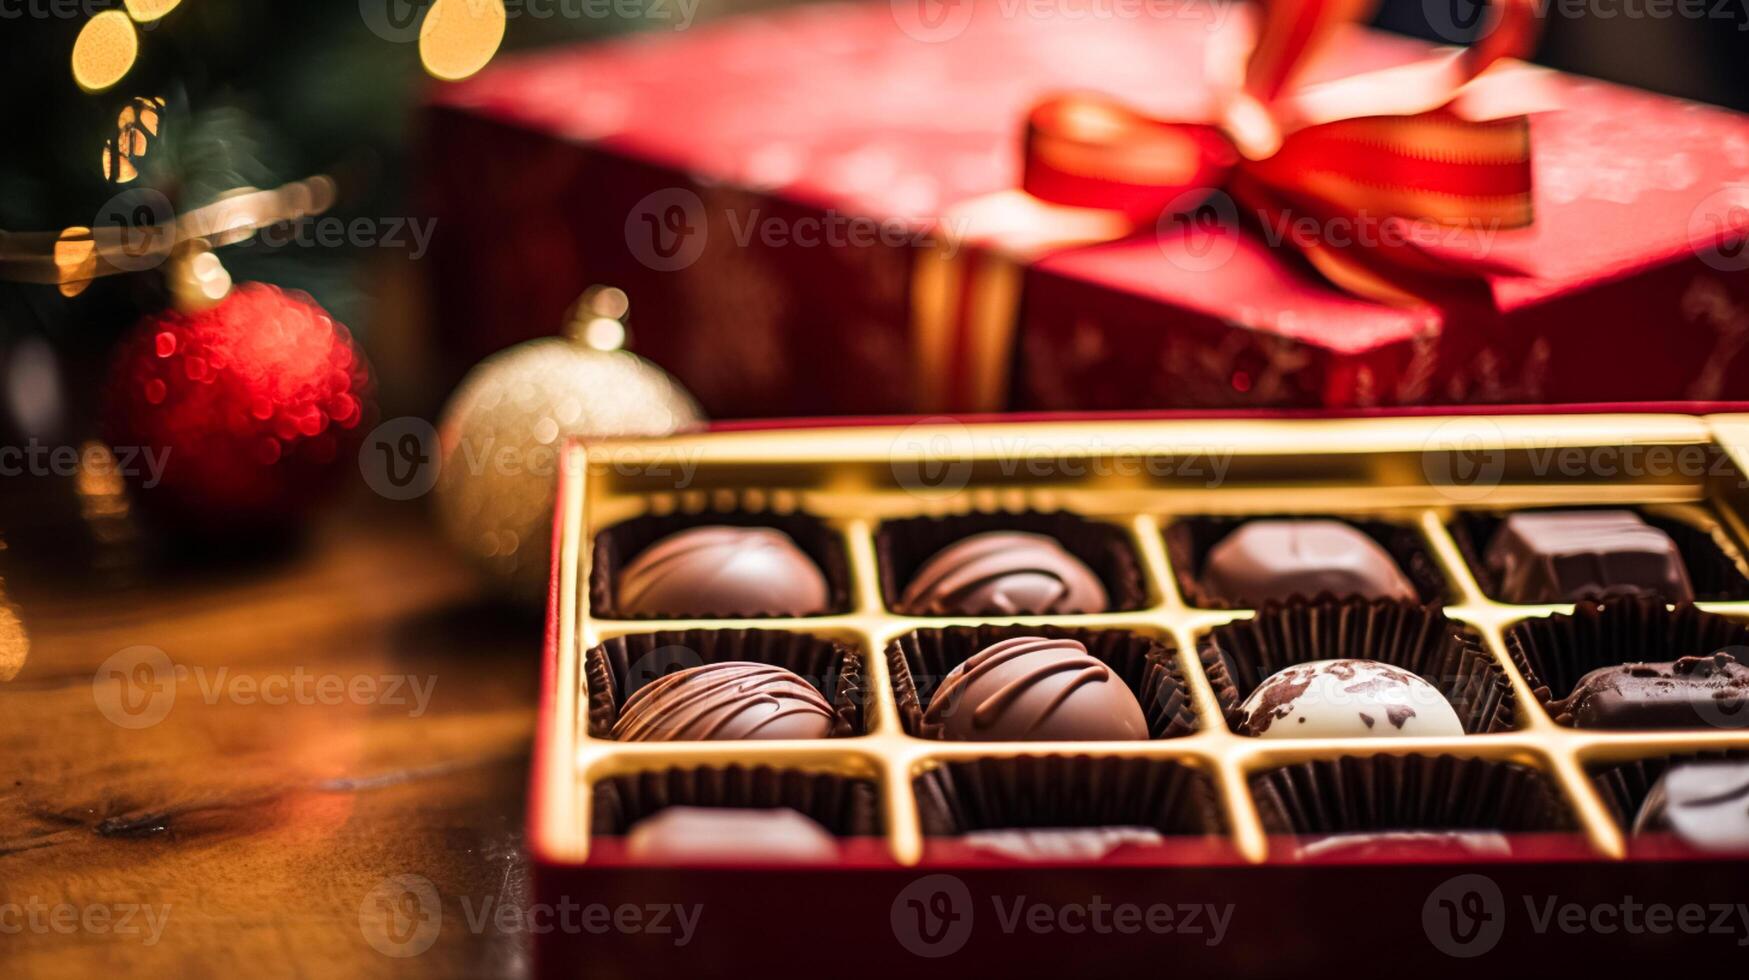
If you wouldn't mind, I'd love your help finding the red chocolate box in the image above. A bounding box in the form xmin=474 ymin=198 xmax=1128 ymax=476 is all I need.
xmin=422 ymin=1 xmax=1749 ymax=418
xmin=532 ymin=409 xmax=1749 ymax=978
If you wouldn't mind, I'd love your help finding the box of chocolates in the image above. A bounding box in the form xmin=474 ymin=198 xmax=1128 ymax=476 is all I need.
xmin=532 ymin=413 xmax=1749 ymax=976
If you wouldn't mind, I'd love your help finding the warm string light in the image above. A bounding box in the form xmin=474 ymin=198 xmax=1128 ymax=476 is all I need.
xmin=2 ymin=176 xmax=336 ymax=289
xmin=103 ymin=95 xmax=166 ymax=183
xmin=52 ymin=227 xmax=98 ymax=298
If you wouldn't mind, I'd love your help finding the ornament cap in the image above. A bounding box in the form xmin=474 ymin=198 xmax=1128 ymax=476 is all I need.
xmin=167 ymin=240 xmax=233 ymax=313
xmin=563 ymin=285 xmax=630 ymax=352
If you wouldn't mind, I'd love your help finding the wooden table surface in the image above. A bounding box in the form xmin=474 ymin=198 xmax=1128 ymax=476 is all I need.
xmin=0 ymin=491 xmax=540 ymax=978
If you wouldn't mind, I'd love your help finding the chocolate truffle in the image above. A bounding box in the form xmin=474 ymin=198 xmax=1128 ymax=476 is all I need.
xmin=1483 ymin=509 xmax=1692 ymax=603
xmin=1296 ymin=831 xmax=1512 ymax=860
xmin=960 ymin=827 xmax=1164 ymax=861
xmin=1238 ymin=659 xmax=1464 ymax=738
xmin=625 ymin=807 xmax=840 ymax=863
xmin=1632 ymin=762 xmax=1749 ymax=852
xmin=923 ymin=636 xmax=1148 ymax=741
xmin=898 ymin=531 xmax=1108 ymax=616
xmin=615 ymin=525 xmax=830 ymax=617
xmin=1550 ymin=653 xmax=1749 ymax=728
xmin=1201 ymin=519 xmax=1415 ymax=606
xmin=611 ymin=661 xmax=837 ymax=741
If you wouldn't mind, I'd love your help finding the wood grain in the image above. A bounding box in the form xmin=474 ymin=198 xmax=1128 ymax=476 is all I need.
xmin=0 ymin=494 xmax=540 ymax=978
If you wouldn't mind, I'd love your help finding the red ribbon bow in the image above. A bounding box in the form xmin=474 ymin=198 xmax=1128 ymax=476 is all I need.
xmin=914 ymin=0 xmax=1549 ymax=411
xmin=1017 ymin=0 xmax=1542 ymax=306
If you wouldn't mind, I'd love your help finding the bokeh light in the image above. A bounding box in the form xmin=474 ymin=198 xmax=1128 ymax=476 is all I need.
xmin=71 ymin=10 xmax=140 ymax=93
xmin=123 ymin=0 xmax=183 ymax=23
xmin=419 ymin=0 xmax=507 ymax=82
xmin=52 ymin=227 xmax=96 ymax=297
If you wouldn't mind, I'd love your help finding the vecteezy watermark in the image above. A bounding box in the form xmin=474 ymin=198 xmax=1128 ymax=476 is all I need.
xmin=359 ymin=875 xmax=443 ymax=958
xmin=1420 ymin=417 xmax=1509 ymax=503
xmin=1423 ymin=0 xmax=1749 ymax=44
xmin=244 ymin=216 xmax=437 ymax=261
xmin=887 ymin=420 xmax=1236 ymax=499
xmin=359 ymin=874 xmax=703 ymax=957
xmin=0 ymin=0 xmax=170 ymax=22
xmin=0 ymin=899 xmax=172 ymax=947
xmin=92 ymin=646 xmax=438 ymax=729
xmin=357 ymin=416 xmax=707 ymax=501
xmin=889 ymin=418 xmax=978 ymax=498
xmin=359 ymin=0 xmax=698 ymax=44
xmin=0 ymin=440 xmax=169 ymax=489
xmin=890 ymin=874 xmax=1234 ymax=957
xmin=1156 ymin=189 xmax=1507 ymax=275
xmin=92 ymin=186 xmax=176 ymax=274
xmin=1423 ymin=873 xmax=1749 ymax=957
xmin=359 ymin=416 xmax=442 ymax=502
xmin=1688 ymin=186 xmax=1749 ymax=273
xmin=88 ymin=186 xmax=435 ymax=269
xmin=889 ymin=0 xmax=1232 ymax=43
xmin=1420 ymin=417 xmax=1749 ymax=502
xmin=622 ymin=188 xmax=965 ymax=272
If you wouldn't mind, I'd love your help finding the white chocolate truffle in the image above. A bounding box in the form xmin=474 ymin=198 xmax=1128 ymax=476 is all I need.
xmin=1238 ymin=659 xmax=1463 ymax=738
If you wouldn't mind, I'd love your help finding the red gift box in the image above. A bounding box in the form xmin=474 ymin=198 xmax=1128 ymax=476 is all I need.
xmin=421 ymin=0 xmax=1749 ymax=417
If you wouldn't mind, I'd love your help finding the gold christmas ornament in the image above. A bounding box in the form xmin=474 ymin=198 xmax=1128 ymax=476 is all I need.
xmin=434 ymin=287 xmax=705 ymax=600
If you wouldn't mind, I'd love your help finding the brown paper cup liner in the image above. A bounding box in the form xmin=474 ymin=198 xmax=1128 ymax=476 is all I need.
xmin=591 ymin=764 xmax=880 ymax=836
xmin=876 ymin=510 xmax=1147 ymax=613
xmin=1200 ymin=598 xmax=1516 ymax=735
xmin=887 ymin=625 xmax=1198 ymax=740
xmin=1165 ymin=515 xmax=1446 ymax=610
xmin=591 ymin=507 xmax=851 ymax=618
xmin=585 ymin=628 xmax=866 ymax=739
xmin=1590 ymin=750 xmax=1749 ymax=832
xmin=914 ymin=755 xmax=1224 ymax=836
xmin=1504 ymin=599 xmax=1749 ymax=725
xmin=1451 ymin=506 xmax=1749 ymax=603
xmin=1251 ymin=755 xmax=1576 ymax=835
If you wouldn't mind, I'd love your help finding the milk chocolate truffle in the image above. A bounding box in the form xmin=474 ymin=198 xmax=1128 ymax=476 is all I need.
xmin=1483 ymin=509 xmax=1692 ymax=603
xmin=1632 ymin=762 xmax=1749 ymax=852
xmin=898 ymin=531 xmax=1108 ymax=616
xmin=923 ymin=636 xmax=1148 ymax=741
xmin=615 ymin=525 xmax=830 ymax=617
xmin=1238 ymin=659 xmax=1464 ymax=738
xmin=611 ymin=661 xmax=836 ymax=741
xmin=1201 ymin=519 xmax=1415 ymax=606
xmin=1550 ymin=653 xmax=1749 ymax=728
xmin=625 ymin=807 xmax=840 ymax=863
xmin=961 ymin=827 xmax=1164 ymax=861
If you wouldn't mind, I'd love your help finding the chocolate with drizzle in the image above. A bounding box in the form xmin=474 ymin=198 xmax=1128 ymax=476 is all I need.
xmin=611 ymin=662 xmax=836 ymax=741
xmin=923 ymin=636 xmax=1148 ymax=741
xmin=898 ymin=531 xmax=1108 ymax=616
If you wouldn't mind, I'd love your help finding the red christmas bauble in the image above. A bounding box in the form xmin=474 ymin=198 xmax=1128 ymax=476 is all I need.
xmin=103 ymin=283 xmax=375 ymax=530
